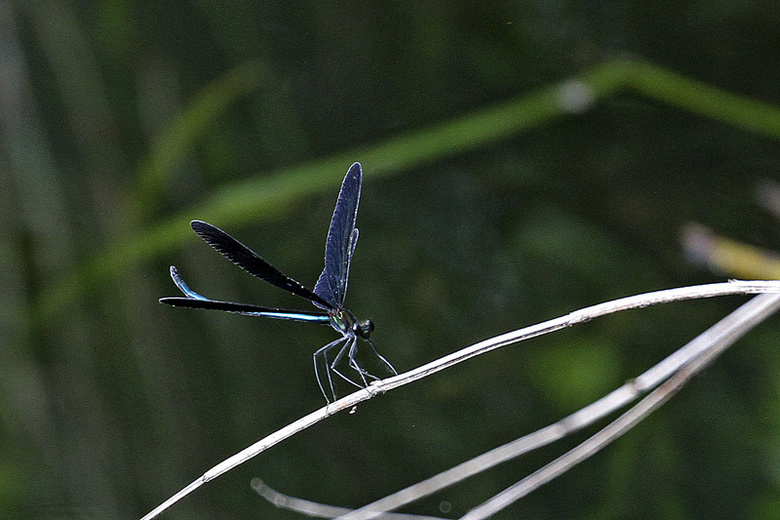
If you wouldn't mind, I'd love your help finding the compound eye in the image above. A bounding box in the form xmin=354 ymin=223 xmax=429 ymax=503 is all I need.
xmin=355 ymin=319 xmax=374 ymax=337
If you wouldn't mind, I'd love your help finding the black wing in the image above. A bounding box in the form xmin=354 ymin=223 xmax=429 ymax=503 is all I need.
xmin=190 ymin=220 xmax=334 ymax=310
xmin=313 ymin=162 xmax=362 ymax=309
xmin=159 ymin=297 xmax=330 ymax=322
xmin=160 ymin=265 xmax=330 ymax=322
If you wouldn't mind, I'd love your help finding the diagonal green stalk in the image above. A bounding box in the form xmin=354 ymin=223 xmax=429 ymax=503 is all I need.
xmin=38 ymin=59 xmax=780 ymax=318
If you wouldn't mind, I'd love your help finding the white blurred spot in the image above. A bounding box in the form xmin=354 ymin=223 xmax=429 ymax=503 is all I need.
xmin=558 ymin=80 xmax=595 ymax=114
xmin=680 ymin=222 xmax=714 ymax=267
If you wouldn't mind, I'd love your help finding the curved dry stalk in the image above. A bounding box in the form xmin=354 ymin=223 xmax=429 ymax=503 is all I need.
xmin=250 ymin=478 xmax=447 ymax=520
xmin=460 ymin=292 xmax=780 ymax=520
xmin=139 ymin=280 xmax=780 ymax=520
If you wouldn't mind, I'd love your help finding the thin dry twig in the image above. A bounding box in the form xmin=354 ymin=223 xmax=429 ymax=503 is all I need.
xmin=461 ymin=292 xmax=780 ymax=520
xmin=139 ymin=280 xmax=780 ymax=520
xmin=250 ymin=478 xmax=447 ymax=520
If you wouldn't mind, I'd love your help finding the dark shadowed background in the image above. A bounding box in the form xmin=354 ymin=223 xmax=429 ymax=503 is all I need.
xmin=3 ymin=2 xmax=780 ymax=519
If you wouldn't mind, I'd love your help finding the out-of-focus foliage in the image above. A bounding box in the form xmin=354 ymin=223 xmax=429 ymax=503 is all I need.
xmin=2 ymin=2 xmax=780 ymax=519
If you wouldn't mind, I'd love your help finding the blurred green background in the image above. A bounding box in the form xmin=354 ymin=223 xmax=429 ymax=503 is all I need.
xmin=3 ymin=1 xmax=780 ymax=519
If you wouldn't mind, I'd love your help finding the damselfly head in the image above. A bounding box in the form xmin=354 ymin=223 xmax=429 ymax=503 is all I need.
xmin=355 ymin=319 xmax=374 ymax=338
